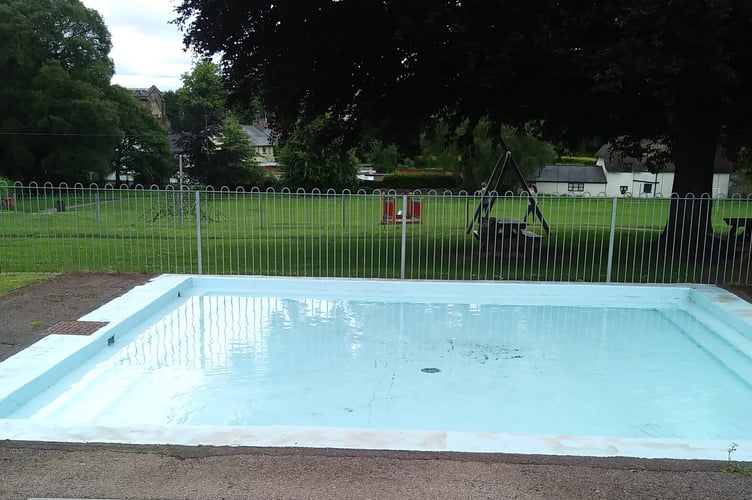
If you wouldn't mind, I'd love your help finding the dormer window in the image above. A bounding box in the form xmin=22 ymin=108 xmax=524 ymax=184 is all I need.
xmin=622 ymin=162 xmax=632 ymax=172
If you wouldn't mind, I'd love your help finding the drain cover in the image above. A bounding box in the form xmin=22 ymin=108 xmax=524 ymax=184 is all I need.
xmin=421 ymin=367 xmax=441 ymax=373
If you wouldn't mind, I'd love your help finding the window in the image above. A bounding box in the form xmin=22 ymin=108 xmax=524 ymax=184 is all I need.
xmin=568 ymin=182 xmax=584 ymax=192
xmin=643 ymin=183 xmax=652 ymax=194
xmin=622 ymin=162 xmax=632 ymax=171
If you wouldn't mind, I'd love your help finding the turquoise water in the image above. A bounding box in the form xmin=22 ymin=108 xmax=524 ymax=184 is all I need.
xmin=9 ymin=293 xmax=752 ymax=441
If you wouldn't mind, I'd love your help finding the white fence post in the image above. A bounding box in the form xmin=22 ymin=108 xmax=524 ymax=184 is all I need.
xmin=258 ymin=192 xmax=264 ymax=229
xmin=606 ymin=196 xmax=618 ymax=283
xmin=400 ymin=193 xmax=407 ymax=279
xmin=95 ymin=191 xmax=100 ymax=225
xmin=195 ymin=190 xmax=202 ymax=275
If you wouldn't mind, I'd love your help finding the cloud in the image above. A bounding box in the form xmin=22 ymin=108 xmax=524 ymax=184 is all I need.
xmin=81 ymin=0 xmax=194 ymax=91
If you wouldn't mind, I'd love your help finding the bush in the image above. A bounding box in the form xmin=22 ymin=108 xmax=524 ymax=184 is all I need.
xmin=252 ymin=175 xmax=281 ymax=191
xmin=559 ymin=156 xmax=597 ymax=165
xmin=0 ymin=176 xmax=13 ymax=201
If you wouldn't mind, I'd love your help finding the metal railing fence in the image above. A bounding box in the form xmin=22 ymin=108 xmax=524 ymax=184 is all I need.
xmin=1 ymin=182 xmax=750 ymax=284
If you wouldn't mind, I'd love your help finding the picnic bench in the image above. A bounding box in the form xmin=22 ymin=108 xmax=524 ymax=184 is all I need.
xmin=472 ymin=217 xmax=542 ymax=251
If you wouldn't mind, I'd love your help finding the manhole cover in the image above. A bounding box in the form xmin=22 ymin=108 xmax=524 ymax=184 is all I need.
xmin=421 ymin=367 xmax=441 ymax=373
xmin=45 ymin=320 xmax=109 ymax=335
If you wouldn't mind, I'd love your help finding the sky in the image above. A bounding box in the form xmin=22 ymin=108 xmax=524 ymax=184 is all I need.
xmin=81 ymin=0 xmax=195 ymax=91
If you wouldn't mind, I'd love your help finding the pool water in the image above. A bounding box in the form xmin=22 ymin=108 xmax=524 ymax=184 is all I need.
xmin=1 ymin=276 xmax=752 ymax=460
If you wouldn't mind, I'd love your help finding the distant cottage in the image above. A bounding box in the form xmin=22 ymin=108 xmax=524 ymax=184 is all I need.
xmin=533 ymin=165 xmax=606 ymax=195
xmin=531 ymin=143 xmax=732 ymax=198
xmin=241 ymin=118 xmax=279 ymax=177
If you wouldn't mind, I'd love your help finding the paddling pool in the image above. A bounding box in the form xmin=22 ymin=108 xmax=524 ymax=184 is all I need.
xmin=1 ymin=275 xmax=751 ymax=461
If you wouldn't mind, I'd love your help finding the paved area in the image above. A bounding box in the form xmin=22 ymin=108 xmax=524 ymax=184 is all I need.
xmin=1 ymin=273 xmax=751 ymax=499
xmin=3 ymin=442 xmax=752 ymax=500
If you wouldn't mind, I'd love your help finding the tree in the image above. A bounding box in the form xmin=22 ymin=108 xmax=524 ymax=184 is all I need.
xmin=176 ymin=1 xmax=752 ymax=247
xmin=211 ymin=117 xmax=267 ymax=187
xmin=162 ymin=90 xmax=180 ymax=130
xmin=500 ymin=125 xmax=557 ymax=182
xmin=416 ymin=120 xmax=464 ymax=174
xmin=277 ymin=114 xmax=359 ymax=190
xmin=417 ymin=118 xmax=555 ymax=191
xmin=107 ymin=86 xmax=176 ymax=186
xmin=361 ymin=138 xmax=400 ymax=174
xmin=0 ymin=0 xmax=121 ymax=183
xmin=173 ymin=60 xmax=265 ymax=187
xmin=230 ymin=96 xmax=267 ymax=125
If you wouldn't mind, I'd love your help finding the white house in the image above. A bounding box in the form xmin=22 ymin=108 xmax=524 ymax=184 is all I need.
xmin=593 ymin=143 xmax=731 ymax=197
xmin=532 ymin=144 xmax=732 ymax=197
xmin=357 ymin=164 xmax=377 ymax=181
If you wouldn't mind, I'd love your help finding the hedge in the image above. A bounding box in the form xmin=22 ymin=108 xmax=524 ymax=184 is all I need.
xmin=558 ymin=156 xmax=597 ymax=165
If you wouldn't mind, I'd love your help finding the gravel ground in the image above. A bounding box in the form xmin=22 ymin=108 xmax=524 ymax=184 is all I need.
xmin=0 ymin=272 xmax=750 ymax=500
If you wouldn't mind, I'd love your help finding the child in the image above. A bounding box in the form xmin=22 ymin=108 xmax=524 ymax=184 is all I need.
xmin=523 ymin=184 xmax=538 ymax=223
xmin=479 ymin=182 xmax=492 ymax=217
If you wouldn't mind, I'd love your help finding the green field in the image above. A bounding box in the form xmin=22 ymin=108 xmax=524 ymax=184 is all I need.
xmin=0 ymin=273 xmax=55 ymax=295
xmin=1 ymin=188 xmax=750 ymax=283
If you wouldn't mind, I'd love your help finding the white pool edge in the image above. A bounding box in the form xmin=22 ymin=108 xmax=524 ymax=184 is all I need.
xmin=1 ymin=419 xmax=749 ymax=461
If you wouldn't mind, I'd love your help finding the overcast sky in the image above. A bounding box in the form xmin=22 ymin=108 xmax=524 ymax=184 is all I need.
xmin=81 ymin=0 xmax=195 ymax=91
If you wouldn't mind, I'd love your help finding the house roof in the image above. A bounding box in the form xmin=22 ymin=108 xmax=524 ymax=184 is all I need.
xmin=241 ymin=124 xmax=273 ymax=147
xmin=169 ymin=124 xmax=276 ymax=154
xmin=128 ymin=85 xmax=162 ymax=99
xmin=535 ymin=165 xmax=607 ymax=184
xmin=595 ymin=142 xmax=733 ymax=174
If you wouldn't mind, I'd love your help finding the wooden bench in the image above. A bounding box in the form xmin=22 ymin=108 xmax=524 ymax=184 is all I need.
xmin=473 ymin=217 xmax=525 ymax=244
xmin=472 ymin=217 xmax=543 ymax=251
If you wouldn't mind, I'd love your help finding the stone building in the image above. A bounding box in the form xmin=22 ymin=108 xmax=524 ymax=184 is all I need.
xmin=129 ymin=85 xmax=169 ymax=128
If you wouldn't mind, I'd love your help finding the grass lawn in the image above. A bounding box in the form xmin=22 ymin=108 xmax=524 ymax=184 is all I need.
xmin=0 ymin=273 xmax=57 ymax=296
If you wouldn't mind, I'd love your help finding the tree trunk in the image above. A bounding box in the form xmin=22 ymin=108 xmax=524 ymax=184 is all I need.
xmin=660 ymin=118 xmax=720 ymax=259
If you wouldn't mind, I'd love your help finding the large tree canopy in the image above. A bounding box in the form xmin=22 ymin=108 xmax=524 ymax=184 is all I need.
xmin=175 ymin=1 xmax=751 ymax=181
xmin=0 ymin=0 xmax=121 ymax=183
xmin=277 ymin=113 xmax=359 ymax=190
xmin=417 ymin=118 xmax=556 ymax=190
xmin=176 ymin=0 xmax=752 ymax=244
xmin=173 ymin=60 xmax=266 ymax=187
xmin=107 ymin=86 xmax=176 ymax=186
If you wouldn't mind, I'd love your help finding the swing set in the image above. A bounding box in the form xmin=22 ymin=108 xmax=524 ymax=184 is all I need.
xmin=466 ymin=141 xmax=550 ymax=247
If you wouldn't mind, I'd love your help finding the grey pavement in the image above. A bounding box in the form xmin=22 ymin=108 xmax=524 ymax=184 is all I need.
xmin=2 ymin=441 xmax=752 ymax=499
